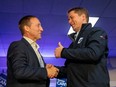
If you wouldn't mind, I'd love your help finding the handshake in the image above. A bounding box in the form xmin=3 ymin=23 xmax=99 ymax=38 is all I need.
xmin=45 ymin=42 xmax=63 ymax=79
xmin=46 ymin=64 xmax=59 ymax=79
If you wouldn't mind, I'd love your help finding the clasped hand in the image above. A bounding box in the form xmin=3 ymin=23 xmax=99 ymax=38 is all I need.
xmin=46 ymin=64 xmax=59 ymax=79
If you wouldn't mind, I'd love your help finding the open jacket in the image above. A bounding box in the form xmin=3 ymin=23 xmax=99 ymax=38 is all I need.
xmin=7 ymin=38 xmax=50 ymax=87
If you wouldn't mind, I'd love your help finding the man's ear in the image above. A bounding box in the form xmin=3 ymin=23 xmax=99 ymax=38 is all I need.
xmin=24 ymin=25 xmax=29 ymax=32
xmin=81 ymin=14 xmax=86 ymax=22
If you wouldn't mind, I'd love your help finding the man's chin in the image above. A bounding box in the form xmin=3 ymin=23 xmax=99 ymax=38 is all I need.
xmin=72 ymin=28 xmax=76 ymax=32
xmin=38 ymin=37 xmax=42 ymax=40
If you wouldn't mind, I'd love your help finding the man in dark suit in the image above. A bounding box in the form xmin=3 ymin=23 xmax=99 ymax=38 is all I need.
xmin=7 ymin=15 xmax=59 ymax=87
xmin=55 ymin=7 xmax=110 ymax=87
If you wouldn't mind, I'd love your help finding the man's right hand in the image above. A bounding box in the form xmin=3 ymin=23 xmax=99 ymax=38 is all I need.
xmin=46 ymin=64 xmax=59 ymax=78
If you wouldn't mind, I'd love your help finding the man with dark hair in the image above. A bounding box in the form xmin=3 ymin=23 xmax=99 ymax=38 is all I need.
xmin=7 ymin=15 xmax=59 ymax=87
xmin=55 ymin=7 xmax=110 ymax=87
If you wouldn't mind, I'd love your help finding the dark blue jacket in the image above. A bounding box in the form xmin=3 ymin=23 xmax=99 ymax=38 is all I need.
xmin=7 ymin=38 xmax=50 ymax=87
xmin=58 ymin=23 xmax=110 ymax=87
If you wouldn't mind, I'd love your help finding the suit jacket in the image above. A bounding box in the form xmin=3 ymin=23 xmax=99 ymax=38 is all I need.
xmin=7 ymin=38 xmax=50 ymax=87
xmin=58 ymin=23 xmax=110 ymax=87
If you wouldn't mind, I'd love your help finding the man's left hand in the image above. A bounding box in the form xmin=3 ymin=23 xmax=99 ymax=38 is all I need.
xmin=54 ymin=42 xmax=64 ymax=58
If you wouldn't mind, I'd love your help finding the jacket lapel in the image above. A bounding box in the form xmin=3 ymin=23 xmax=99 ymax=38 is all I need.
xmin=69 ymin=23 xmax=92 ymax=48
xmin=21 ymin=38 xmax=45 ymax=66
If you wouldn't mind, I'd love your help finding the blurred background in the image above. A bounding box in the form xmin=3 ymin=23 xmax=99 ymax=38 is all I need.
xmin=0 ymin=0 xmax=116 ymax=87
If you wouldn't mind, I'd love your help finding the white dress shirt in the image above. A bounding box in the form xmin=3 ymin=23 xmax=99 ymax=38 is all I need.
xmin=23 ymin=36 xmax=44 ymax=68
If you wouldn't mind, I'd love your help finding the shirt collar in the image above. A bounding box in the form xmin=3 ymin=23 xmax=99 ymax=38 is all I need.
xmin=23 ymin=36 xmax=40 ymax=49
xmin=75 ymin=31 xmax=80 ymax=37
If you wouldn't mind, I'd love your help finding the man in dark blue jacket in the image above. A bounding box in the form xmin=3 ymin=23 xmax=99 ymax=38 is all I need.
xmin=55 ymin=7 xmax=110 ymax=87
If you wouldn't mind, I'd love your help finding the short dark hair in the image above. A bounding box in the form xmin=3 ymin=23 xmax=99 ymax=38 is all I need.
xmin=18 ymin=15 xmax=37 ymax=35
xmin=68 ymin=7 xmax=89 ymax=22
